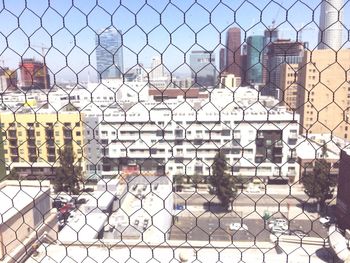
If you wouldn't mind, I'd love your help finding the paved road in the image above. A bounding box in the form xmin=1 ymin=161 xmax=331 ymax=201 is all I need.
xmin=174 ymin=192 xmax=312 ymax=207
xmin=169 ymin=217 xmax=328 ymax=242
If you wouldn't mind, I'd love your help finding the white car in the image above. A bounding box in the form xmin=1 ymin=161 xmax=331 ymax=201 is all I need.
xmin=229 ymin=223 xmax=248 ymax=231
xmin=319 ymin=216 xmax=331 ymax=225
xmin=271 ymin=226 xmax=289 ymax=234
xmin=66 ymin=211 xmax=76 ymax=222
xmin=268 ymin=218 xmax=288 ymax=230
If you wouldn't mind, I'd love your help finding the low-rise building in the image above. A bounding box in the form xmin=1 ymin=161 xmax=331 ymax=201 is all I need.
xmin=296 ymin=134 xmax=348 ymax=181
xmin=0 ymin=180 xmax=57 ymax=262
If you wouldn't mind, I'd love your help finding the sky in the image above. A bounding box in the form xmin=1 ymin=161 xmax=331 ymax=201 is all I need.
xmin=0 ymin=0 xmax=349 ymax=82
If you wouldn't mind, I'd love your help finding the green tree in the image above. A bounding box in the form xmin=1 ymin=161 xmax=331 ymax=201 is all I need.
xmin=210 ymin=151 xmax=237 ymax=210
xmin=302 ymin=159 xmax=336 ymax=212
xmin=53 ymin=145 xmax=83 ymax=195
xmin=191 ymin=173 xmax=203 ymax=189
xmin=173 ymin=173 xmax=184 ymax=192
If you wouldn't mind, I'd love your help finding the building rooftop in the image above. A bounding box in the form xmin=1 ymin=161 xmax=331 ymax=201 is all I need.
xmin=296 ymin=134 xmax=350 ymax=160
xmin=0 ymin=180 xmax=50 ymax=224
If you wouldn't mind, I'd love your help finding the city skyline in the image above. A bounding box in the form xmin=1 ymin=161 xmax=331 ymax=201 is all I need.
xmin=0 ymin=0 xmax=349 ymax=82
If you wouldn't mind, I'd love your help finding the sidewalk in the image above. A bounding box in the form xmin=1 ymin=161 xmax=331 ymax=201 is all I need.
xmin=176 ymin=204 xmax=319 ymax=221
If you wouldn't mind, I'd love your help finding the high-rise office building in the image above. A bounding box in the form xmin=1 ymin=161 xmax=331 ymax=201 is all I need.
xmin=262 ymin=27 xmax=279 ymax=84
xmin=225 ymin=27 xmax=241 ymax=78
xmin=96 ymin=27 xmax=124 ymax=80
xmin=19 ymin=59 xmax=50 ymax=90
xmin=240 ymin=44 xmax=248 ymax=85
xmin=296 ymin=49 xmax=350 ymax=139
xmin=190 ymin=50 xmax=216 ymax=88
xmin=318 ymin=0 xmax=344 ymax=50
xmin=279 ymin=63 xmax=300 ymax=111
xmin=264 ymin=40 xmax=304 ymax=99
xmin=150 ymin=56 xmax=167 ymax=80
xmin=246 ymin=36 xmax=264 ymax=84
xmin=219 ymin=48 xmax=225 ymax=73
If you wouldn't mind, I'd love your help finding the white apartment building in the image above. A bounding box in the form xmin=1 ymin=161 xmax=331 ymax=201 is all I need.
xmin=83 ymin=87 xmax=300 ymax=183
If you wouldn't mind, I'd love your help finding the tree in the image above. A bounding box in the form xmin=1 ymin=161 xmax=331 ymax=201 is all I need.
xmin=173 ymin=173 xmax=184 ymax=192
xmin=302 ymin=159 xmax=337 ymax=212
xmin=210 ymin=151 xmax=237 ymax=210
xmin=53 ymin=145 xmax=83 ymax=195
xmin=191 ymin=173 xmax=203 ymax=189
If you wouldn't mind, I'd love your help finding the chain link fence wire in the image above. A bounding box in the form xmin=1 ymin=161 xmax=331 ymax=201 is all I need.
xmin=0 ymin=0 xmax=349 ymax=262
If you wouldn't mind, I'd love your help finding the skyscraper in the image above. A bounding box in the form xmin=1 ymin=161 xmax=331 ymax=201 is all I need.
xmin=262 ymin=27 xmax=279 ymax=84
xmin=264 ymin=40 xmax=304 ymax=99
xmin=96 ymin=27 xmax=124 ymax=80
xmin=150 ymin=56 xmax=167 ymax=80
xmin=190 ymin=50 xmax=216 ymax=88
xmin=318 ymin=0 xmax=344 ymax=50
xmin=219 ymin=48 xmax=225 ymax=73
xmin=246 ymin=36 xmax=264 ymax=84
xmin=225 ymin=27 xmax=241 ymax=78
xmin=296 ymin=49 xmax=350 ymax=139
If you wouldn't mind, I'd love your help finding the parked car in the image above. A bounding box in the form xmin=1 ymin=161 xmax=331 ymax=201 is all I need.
xmin=59 ymin=203 xmax=75 ymax=214
xmin=268 ymin=218 xmax=288 ymax=230
xmin=271 ymin=226 xmax=290 ymax=235
xmin=66 ymin=211 xmax=76 ymax=223
xmin=75 ymin=198 xmax=87 ymax=205
xmin=229 ymin=222 xmax=248 ymax=231
xmin=320 ymin=216 xmax=331 ymax=226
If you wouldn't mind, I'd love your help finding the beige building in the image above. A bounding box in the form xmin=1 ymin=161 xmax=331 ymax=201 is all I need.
xmin=296 ymin=49 xmax=350 ymax=139
xmin=280 ymin=63 xmax=300 ymax=111
xmin=0 ymin=180 xmax=57 ymax=262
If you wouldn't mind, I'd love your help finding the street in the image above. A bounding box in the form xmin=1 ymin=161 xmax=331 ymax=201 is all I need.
xmin=169 ymin=216 xmax=328 ymax=242
xmin=170 ymin=187 xmax=329 ymax=242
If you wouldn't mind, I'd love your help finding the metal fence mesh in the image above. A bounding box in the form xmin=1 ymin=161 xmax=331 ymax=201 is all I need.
xmin=0 ymin=0 xmax=349 ymax=262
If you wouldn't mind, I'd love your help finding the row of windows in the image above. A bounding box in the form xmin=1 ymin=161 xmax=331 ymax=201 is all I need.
xmin=1 ymin=122 xmax=81 ymax=128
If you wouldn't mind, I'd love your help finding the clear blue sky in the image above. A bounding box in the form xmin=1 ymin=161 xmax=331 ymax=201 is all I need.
xmin=0 ymin=0 xmax=349 ymax=82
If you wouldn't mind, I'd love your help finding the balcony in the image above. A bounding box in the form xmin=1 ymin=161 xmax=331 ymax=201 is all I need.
xmin=46 ymin=142 xmax=55 ymax=148
xmin=288 ymin=133 xmax=298 ymax=139
xmin=27 ymin=139 xmax=36 ymax=147
xmin=257 ymin=132 xmax=264 ymax=139
xmin=63 ymin=131 xmax=72 ymax=139
xmin=8 ymin=131 xmax=17 ymax=138
xmin=45 ymin=130 xmax=54 ymax=139
xmin=28 ymin=151 xmax=37 ymax=157
xmin=26 ymin=130 xmax=35 ymax=139
xmin=9 ymin=139 xmax=18 ymax=147
xmin=233 ymin=132 xmax=241 ymax=140
xmin=10 ymin=149 xmax=19 ymax=156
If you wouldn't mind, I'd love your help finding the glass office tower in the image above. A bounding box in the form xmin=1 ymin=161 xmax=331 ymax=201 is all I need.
xmin=246 ymin=35 xmax=264 ymax=84
xmin=190 ymin=50 xmax=216 ymax=88
xmin=96 ymin=27 xmax=124 ymax=80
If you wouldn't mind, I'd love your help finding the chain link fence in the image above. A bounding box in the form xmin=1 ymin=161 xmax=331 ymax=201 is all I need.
xmin=0 ymin=0 xmax=349 ymax=262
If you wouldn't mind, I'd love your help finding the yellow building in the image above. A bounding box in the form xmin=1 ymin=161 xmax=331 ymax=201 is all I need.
xmin=296 ymin=49 xmax=350 ymax=139
xmin=0 ymin=110 xmax=84 ymax=178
